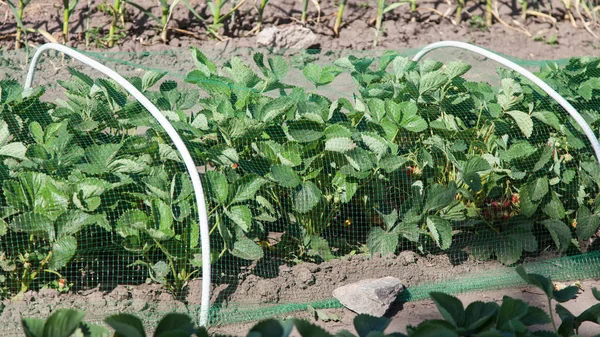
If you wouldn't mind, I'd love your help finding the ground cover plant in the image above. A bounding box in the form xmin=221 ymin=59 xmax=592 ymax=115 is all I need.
xmin=17 ymin=266 xmax=600 ymax=336
xmin=1 ymin=47 xmax=600 ymax=301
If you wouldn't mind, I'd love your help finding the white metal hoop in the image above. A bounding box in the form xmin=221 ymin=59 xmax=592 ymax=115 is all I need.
xmin=24 ymin=43 xmax=212 ymax=326
xmin=413 ymin=41 xmax=600 ymax=167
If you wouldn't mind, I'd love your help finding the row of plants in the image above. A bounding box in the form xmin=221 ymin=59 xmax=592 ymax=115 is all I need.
xmin=2 ymin=47 xmax=600 ymax=299
xmin=5 ymin=0 xmax=599 ymax=50
xmin=16 ymin=267 xmax=600 ymax=336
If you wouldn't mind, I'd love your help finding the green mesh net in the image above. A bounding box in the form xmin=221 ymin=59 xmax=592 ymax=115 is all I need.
xmin=0 ymin=44 xmax=600 ymax=334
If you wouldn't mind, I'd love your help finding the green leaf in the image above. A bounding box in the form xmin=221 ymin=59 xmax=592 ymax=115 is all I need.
xmin=56 ymin=211 xmax=106 ymax=238
xmin=232 ymin=175 xmax=266 ymax=204
xmin=419 ymin=71 xmax=448 ymax=95
xmin=593 ymin=288 xmax=600 ymax=301
xmin=445 ymin=61 xmax=472 ymax=79
xmin=287 ymin=120 xmax=324 ymax=143
xmin=500 ymin=141 xmax=536 ymax=162
xmin=116 ymin=210 xmax=147 ymax=238
xmin=268 ymin=56 xmax=289 ymax=81
xmin=516 ymin=266 xmax=554 ymax=297
xmin=230 ymin=236 xmax=264 ymax=260
xmin=540 ymin=219 xmax=571 ymax=251
xmin=77 ymin=144 xmax=122 ymax=175
xmin=4 ymin=172 xmax=69 ymax=221
xmin=227 ymin=57 xmax=259 ymax=87
xmin=542 ymin=194 xmax=565 ymax=220
xmin=496 ymin=297 xmax=529 ymax=330
xmin=42 ymin=309 xmax=86 ymax=337
xmin=307 ymin=236 xmax=335 ymax=262
xmin=473 ymin=224 xmax=538 ymax=265
xmin=399 ymin=103 xmax=427 ymax=133
xmin=379 ymin=155 xmax=407 ymax=173
xmin=361 ymin=133 xmax=388 ymax=159
xmin=208 ymin=145 xmax=239 ymax=166
xmin=366 ymin=227 xmax=399 ymax=255
xmin=0 ymin=142 xmax=27 ymax=160
xmin=206 ymin=171 xmax=228 ymax=204
xmin=190 ymin=47 xmax=217 ymax=77
xmin=462 ymin=157 xmax=491 ymax=192
xmin=249 ymin=319 xmax=292 ymax=337
xmin=271 ymin=165 xmax=301 ymax=188
xmin=532 ymin=111 xmax=561 ymax=131
xmin=497 ymin=78 xmax=522 ymax=110
xmin=505 ymin=111 xmax=533 ymax=138
xmin=0 ymin=218 xmax=7 ymax=237
xmin=154 ymin=313 xmax=195 ymax=337
xmin=426 ymin=216 xmax=453 ymax=250
xmin=553 ymin=286 xmax=580 ymax=303
xmin=354 ymin=315 xmax=392 ymax=337
xmin=105 ymin=314 xmax=146 ymax=337
xmin=325 ymin=137 xmax=356 ymax=153
xmin=464 ymin=301 xmax=499 ymax=331
xmin=142 ymin=71 xmax=167 ymax=91
xmin=425 ymin=184 xmax=457 ymax=212
xmin=577 ymin=205 xmax=600 ymax=241
xmin=528 ymin=177 xmax=549 ymax=202
xmin=520 ymin=306 xmax=551 ymax=326
xmin=260 ymin=96 xmax=296 ymax=123
xmin=575 ymin=303 xmax=600 ymax=326
xmin=226 ymin=205 xmax=253 ymax=232
xmin=294 ymin=181 xmax=322 ymax=214
xmin=21 ymin=318 xmax=45 ymax=337
xmin=11 ymin=212 xmax=55 ymax=241
xmin=149 ymin=199 xmax=174 ymax=240
xmin=48 ymin=235 xmax=77 ymax=270
xmin=302 ymin=63 xmax=340 ymax=87
xmin=429 ymin=292 xmax=464 ymax=328
xmin=409 ymin=322 xmax=458 ymax=337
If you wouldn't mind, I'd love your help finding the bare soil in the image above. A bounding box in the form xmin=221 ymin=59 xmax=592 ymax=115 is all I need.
xmin=0 ymin=0 xmax=598 ymax=60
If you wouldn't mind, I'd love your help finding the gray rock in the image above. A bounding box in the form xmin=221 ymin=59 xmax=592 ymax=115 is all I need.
xmin=332 ymin=277 xmax=403 ymax=317
xmin=256 ymin=25 xmax=317 ymax=49
xmin=294 ymin=267 xmax=315 ymax=289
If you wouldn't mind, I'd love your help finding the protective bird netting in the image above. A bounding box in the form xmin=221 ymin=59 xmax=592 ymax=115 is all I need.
xmin=1 ymin=42 xmax=600 ymax=333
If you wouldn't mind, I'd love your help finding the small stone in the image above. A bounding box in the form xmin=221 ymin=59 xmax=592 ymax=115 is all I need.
xmin=398 ymin=251 xmax=417 ymax=265
xmin=294 ymin=267 xmax=315 ymax=288
xmin=332 ymin=277 xmax=404 ymax=317
xmin=256 ymin=25 xmax=317 ymax=49
xmin=108 ymin=285 xmax=130 ymax=301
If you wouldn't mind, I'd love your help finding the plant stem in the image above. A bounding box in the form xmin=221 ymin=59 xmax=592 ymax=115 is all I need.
xmin=485 ymin=0 xmax=493 ymax=26
xmin=15 ymin=0 xmax=24 ymax=50
xmin=334 ymin=0 xmax=347 ymax=37
xmin=213 ymin=0 xmax=222 ymax=29
xmin=62 ymin=0 xmax=70 ymax=43
xmin=548 ymin=297 xmax=557 ymax=332
xmin=108 ymin=0 xmax=121 ymax=47
xmin=456 ymin=0 xmax=464 ymax=23
xmin=161 ymin=1 xmax=169 ymax=42
xmin=301 ymin=0 xmax=309 ymax=24
xmin=521 ymin=0 xmax=528 ymax=20
xmin=256 ymin=0 xmax=269 ymax=32
xmin=374 ymin=0 xmax=385 ymax=47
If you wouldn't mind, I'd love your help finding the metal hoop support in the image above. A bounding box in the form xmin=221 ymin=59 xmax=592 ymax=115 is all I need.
xmin=25 ymin=43 xmax=212 ymax=326
xmin=413 ymin=41 xmax=600 ymax=167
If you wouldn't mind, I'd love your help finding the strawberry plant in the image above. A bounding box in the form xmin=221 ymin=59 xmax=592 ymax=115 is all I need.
xmin=2 ymin=46 xmax=600 ymax=301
